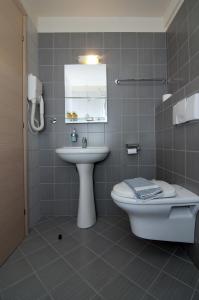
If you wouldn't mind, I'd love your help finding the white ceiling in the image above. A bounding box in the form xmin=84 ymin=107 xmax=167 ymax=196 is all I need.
xmin=22 ymin=0 xmax=172 ymax=17
xmin=21 ymin=0 xmax=184 ymax=32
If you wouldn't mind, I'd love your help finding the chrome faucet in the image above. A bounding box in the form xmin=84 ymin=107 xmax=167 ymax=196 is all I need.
xmin=82 ymin=137 xmax=87 ymax=148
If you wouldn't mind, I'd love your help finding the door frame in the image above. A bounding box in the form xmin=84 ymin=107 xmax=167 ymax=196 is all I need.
xmin=23 ymin=14 xmax=28 ymax=236
xmin=13 ymin=0 xmax=28 ymax=235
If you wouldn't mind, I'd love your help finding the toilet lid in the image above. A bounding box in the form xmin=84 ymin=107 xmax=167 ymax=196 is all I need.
xmin=113 ymin=180 xmax=176 ymax=199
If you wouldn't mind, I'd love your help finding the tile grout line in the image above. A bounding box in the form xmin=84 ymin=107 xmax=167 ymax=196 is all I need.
xmin=190 ymin=278 xmax=199 ymax=300
xmin=81 ymin=239 xmax=159 ymax=299
xmin=2 ymin=217 xmax=197 ymax=299
xmin=139 ymin=247 xmax=177 ymax=299
xmin=51 ymin=234 xmax=148 ymax=299
xmin=91 ymin=220 xmax=198 ymax=294
xmin=63 ymin=220 xmax=158 ymax=297
xmin=18 ymin=248 xmax=55 ymax=300
xmin=0 ymin=220 xmax=77 ymax=293
xmin=31 ymin=216 xmax=138 ymax=296
xmin=32 ymin=225 xmax=111 ymax=297
xmin=142 ymin=242 xmax=195 ymax=298
xmin=26 ymin=217 xmax=196 ymax=269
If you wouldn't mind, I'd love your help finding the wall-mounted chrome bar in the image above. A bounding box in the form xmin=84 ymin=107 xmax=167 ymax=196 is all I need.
xmin=115 ymin=78 xmax=167 ymax=85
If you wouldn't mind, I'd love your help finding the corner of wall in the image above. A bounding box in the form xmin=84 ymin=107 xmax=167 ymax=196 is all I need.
xmin=163 ymin=0 xmax=184 ymax=31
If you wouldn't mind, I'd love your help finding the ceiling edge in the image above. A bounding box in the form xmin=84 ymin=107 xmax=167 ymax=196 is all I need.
xmin=20 ymin=0 xmax=184 ymax=33
xmin=37 ymin=17 xmax=164 ymax=32
xmin=163 ymin=0 xmax=184 ymax=31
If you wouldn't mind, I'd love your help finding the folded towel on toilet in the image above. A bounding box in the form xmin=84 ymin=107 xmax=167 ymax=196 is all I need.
xmin=124 ymin=177 xmax=162 ymax=199
xmin=113 ymin=180 xmax=176 ymax=200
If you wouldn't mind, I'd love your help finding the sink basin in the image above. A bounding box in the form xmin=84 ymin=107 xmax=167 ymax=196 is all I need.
xmin=56 ymin=146 xmax=109 ymax=164
xmin=56 ymin=146 xmax=110 ymax=229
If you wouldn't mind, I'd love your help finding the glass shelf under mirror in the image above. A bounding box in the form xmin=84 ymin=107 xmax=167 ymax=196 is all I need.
xmin=65 ymin=97 xmax=107 ymax=123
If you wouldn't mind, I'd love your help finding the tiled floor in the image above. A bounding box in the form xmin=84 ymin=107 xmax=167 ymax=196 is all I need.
xmin=1 ymin=216 xmax=199 ymax=300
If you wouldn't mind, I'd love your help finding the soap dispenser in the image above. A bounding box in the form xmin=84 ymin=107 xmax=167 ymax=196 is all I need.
xmin=71 ymin=128 xmax=78 ymax=142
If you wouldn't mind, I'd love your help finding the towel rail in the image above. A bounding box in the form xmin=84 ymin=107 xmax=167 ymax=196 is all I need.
xmin=115 ymin=78 xmax=167 ymax=85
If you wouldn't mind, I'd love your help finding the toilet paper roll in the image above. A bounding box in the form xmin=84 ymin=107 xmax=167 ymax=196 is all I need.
xmin=127 ymin=148 xmax=137 ymax=154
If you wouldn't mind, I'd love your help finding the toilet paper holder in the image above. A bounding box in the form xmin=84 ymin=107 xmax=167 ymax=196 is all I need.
xmin=126 ymin=144 xmax=140 ymax=154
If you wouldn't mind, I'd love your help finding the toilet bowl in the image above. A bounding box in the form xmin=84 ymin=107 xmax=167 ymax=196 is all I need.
xmin=111 ymin=180 xmax=199 ymax=243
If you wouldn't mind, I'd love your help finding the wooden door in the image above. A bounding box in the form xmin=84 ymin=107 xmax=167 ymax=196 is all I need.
xmin=0 ymin=0 xmax=26 ymax=264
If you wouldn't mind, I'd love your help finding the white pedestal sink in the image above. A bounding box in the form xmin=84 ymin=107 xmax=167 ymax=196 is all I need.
xmin=55 ymin=146 xmax=110 ymax=228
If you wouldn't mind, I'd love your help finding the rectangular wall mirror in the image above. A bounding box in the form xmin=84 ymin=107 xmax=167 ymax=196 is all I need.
xmin=64 ymin=64 xmax=107 ymax=123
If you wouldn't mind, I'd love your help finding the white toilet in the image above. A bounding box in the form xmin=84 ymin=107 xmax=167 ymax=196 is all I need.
xmin=111 ymin=180 xmax=199 ymax=243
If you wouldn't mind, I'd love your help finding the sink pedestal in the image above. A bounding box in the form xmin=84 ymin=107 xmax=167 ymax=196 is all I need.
xmin=76 ymin=163 xmax=96 ymax=228
xmin=55 ymin=146 xmax=109 ymax=229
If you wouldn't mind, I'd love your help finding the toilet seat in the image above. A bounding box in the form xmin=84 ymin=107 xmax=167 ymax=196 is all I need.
xmin=111 ymin=180 xmax=199 ymax=243
xmin=112 ymin=182 xmax=199 ymax=205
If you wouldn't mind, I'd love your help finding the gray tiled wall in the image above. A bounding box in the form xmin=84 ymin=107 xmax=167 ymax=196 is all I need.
xmin=167 ymin=0 xmax=199 ymax=93
xmin=27 ymin=18 xmax=40 ymax=227
xmin=156 ymin=0 xmax=199 ymax=263
xmin=156 ymin=79 xmax=199 ymax=192
xmin=38 ymin=32 xmax=166 ymax=217
xmin=156 ymin=0 xmax=199 ymax=194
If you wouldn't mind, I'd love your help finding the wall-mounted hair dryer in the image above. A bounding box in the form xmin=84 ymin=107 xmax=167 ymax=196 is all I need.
xmin=28 ymin=74 xmax=44 ymax=132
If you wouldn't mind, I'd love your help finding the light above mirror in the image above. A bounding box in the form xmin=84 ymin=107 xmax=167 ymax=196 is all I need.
xmin=78 ymin=55 xmax=101 ymax=65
